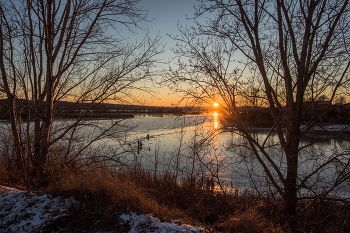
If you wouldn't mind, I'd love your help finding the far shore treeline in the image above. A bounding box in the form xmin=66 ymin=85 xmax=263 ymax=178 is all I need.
xmin=1 ymin=98 xmax=349 ymax=125
xmin=0 ymin=99 xmax=208 ymax=119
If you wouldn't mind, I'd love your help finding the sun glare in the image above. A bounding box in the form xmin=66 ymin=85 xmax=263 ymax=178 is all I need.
xmin=213 ymin=102 xmax=219 ymax=108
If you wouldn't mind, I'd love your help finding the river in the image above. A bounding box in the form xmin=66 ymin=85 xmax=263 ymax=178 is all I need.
xmin=89 ymin=112 xmax=350 ymax=198
xmin=2 ymin=112 xmax=349 ymax=198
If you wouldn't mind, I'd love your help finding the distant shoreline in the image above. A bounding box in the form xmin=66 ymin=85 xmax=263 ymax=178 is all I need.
xmin=223 ymin=124 xmax=350 ymax=133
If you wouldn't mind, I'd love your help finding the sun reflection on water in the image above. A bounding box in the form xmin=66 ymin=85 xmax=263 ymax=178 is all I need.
xmin=213 ymin=111 xmax=219 ymax=129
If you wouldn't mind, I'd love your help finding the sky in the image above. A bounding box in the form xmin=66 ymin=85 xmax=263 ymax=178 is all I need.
xmin=136 ymin=0 xmax=199 ymax=106
xmin=140 ymin=0 xmax=197 ymax=53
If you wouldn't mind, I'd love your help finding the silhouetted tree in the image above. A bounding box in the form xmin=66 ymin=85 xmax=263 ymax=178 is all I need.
xmin=166 ymin=0 xmax=350 ymax=230
xmin=0 ymin=0 xmax=162 ymax=186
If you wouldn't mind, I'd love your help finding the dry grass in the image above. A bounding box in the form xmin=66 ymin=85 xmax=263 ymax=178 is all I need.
xmin=2 ymin=160 xmax=350 ymax=232
xmin=43 ymin=166 xmax=194 ymax=232
xmin=298 ymin=199 xmax=350 ymax=233
xmin=217 ymin=208 xmax=284 ymax=233
xmin=48 ymin=167 xmax=157 ymax=213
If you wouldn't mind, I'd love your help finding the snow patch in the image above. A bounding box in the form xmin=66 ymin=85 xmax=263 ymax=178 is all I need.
xmin=0 ymin=186 xmax=75 ymax=232
xmin=120 ymin=212 xmax=205 ymax=233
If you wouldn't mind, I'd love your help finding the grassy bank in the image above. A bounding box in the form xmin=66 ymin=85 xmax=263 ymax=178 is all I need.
xmin=2 ymin=164 xmax=349 ymax=232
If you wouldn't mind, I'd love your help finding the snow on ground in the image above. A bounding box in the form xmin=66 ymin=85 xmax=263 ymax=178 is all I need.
xmin=120 ymin=213 xmax=204 ymax=233
xmin=0 ymin=185 xmax=75 ymax=232
xmin=0 ymin=185 xmax=205 ymax=233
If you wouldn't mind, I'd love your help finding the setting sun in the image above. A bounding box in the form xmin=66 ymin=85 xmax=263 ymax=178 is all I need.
xmin=213 ymin=102 xmax=219 ymax=108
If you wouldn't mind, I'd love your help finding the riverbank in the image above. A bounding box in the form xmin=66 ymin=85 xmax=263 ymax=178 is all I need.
xmin=1 ymin=165 xmax=350 ymax=232
xmin=0 ymin=166 xmax=280 ymax=232
xmin=0 ymin=184 xmax=204 ymax=233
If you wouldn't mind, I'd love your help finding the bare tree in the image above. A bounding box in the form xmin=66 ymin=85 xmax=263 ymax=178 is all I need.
xmin=0 ymin=0 xmax=162 ymax=186
xmin=165 ymin=0 xmax=350 ymax=230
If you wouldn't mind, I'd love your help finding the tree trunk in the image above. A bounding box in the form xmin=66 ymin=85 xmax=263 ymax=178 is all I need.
xmin=283 ymin=119 xmax=300 ymax=231
xmin=284 ymin=148 xmax=298 ymax=230
xmin=32 ymin=115 xmax=47 ymax=186
xmin=30 ymin=0 xmax=56 ymax=187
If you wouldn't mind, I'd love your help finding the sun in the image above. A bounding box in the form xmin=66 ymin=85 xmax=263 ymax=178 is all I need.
xmin=213 ymin=102 xmax=219 ymax=108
